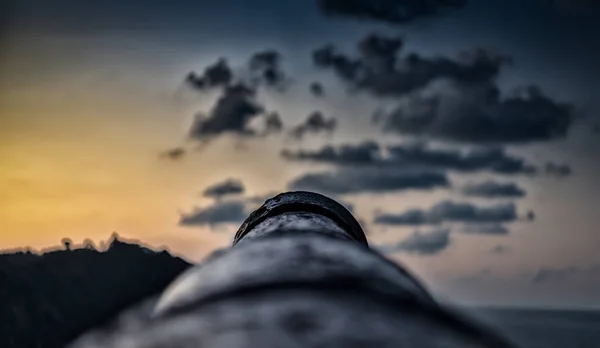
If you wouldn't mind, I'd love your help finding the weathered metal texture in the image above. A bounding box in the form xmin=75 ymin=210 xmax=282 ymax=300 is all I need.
xmin=70 ymin=191 xmax=516 ymax=348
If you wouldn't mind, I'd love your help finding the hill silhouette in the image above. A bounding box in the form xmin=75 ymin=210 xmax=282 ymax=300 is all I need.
xmin=0 ymin=234 xmax=191 ymax=348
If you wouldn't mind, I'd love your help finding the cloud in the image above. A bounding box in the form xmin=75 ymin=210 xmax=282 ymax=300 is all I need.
xmin=179 ymin=200 xmax=249 ymax=227
xmin=264 ymin=112 xmax=284 ymax=134
xmin=545 ymin=162 xmax=572 ymax=178
xmin=185 ymin=58 xmax=233 ymax=91
xmin=378 ymin=82 xmax=576 ymax=144
xmin=282 ymin=141 xmax=381 ymax=165
xmin=202 ymin=179 xmax=245 ymax=199
xmin=189 ymin=83 xmax=278 ymax=140
xmin=312 ymin=33 xmax=576 ymax=145
xmin=290 ymin=111 xmax=337 ymax=139
xmin=387 ymin=143 xmax=537 ymax=175
xmin=248 ymin=50 xmax=288 ymax=89
xmin=159 ymin=148 xmax=186 ymax=161
xmin=317 ymin=0 xmax=467 ymax=25
xmin=374 ymin=201 xmax=519 ymax=226
xmin=288 ymin=168 xmax=449 ymax=195
xmin=184 ymin=52 xmax=290 ymax=143
xmin=462 ymin=181 xmax=526 ymax=199
xmin=455 ymin=268 xmax=493 ymax=283
xmin=463 ymin=223 xmax=509 ymax=235
xmin=313 ymin=35 xmax=511 ymax=98
xmin=313 ymin=45 xmax=362 ymax=82
xmin=377 ymin=229 xmax=451 ymax=256
xmin=282 ymin=141 xmax=537 ymax=175
xmin=492 ymin=245 xmax=510 ymax=254
xmin=186 ymin=50 xmax=289 ymax=93
xmin=310 ymin=82 xmax=325 ymax=97
xmin=532 ymin=265 xmax=600 ymax=284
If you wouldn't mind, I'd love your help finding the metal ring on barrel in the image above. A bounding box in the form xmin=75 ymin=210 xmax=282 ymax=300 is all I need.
xmin=233 ymin=191 xmax=368 ymax=247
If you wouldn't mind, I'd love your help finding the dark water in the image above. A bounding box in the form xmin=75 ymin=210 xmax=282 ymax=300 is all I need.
xmin=470 ymin=308 xmax=600 ymax=348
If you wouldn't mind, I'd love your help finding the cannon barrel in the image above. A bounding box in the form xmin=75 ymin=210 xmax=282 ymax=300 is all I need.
xmin=72 ymin=191 xmax=517 ymax=348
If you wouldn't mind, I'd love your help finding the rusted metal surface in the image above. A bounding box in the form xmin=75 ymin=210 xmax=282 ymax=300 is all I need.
xmin=70 ymin=191 xmax=516 ymax=348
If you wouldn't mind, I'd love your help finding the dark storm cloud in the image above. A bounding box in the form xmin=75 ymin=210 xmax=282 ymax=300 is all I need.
xmin=377 ymin=229 xmax=451 ymax=256
xmin=358 ymin=34 xmax=404 ymax=67
xmin=290 ymin=111 xmax=337 ymax=140
xmin=374 ymin=201 xmax=519 ymax=226
xmin=183 ymin=52 xmax=288 ymax=143
xmin=282 ymin=141 xmax=537 ymax=175
xmin=378 ymin=83 xmax=576 ymax=144
xmin=463 ymin=223 xmax=509 ymax=235
xmin=492 ymin=245 xmax=510 ymax=254
xmin=282 ymin=141 xmax=381 ymax=165
xmin=313 ymin=32 xmax=576 ymax=145
xmin=179 ymin=200 xmax=249 ymax=226
xmin=313 ymin=35 xmax=511 ymax=98
xmin=455 ymin=268 xmax=493 ymax=283
xmin=532 ymin=265 xmax=600 ymax=284
xmin=310 ymin=82 xmax=325 ymax=97
xmin=185 ymin=50 xmax=291 ymax=93
xmin=189 ymin=83 xmax=278 ymax=140
xmin=264 ymin=112 xmax=284 ymax=134
xmin=288 ymin=168 xmax=449 ymax=195
xmin=159 ymin=147 xmax=186 ymax=161
xmin=248 ymin=50 xmax=288 ymax=89
xmin=313 ymin=45 xmax=363 ymax=81
xmin=202 ymin=179 xmax=245 ymax=199
xmin=462 ymin=181 xmax=526 ymax=199
xmin=317 ymin=0 xmax=467 ymax=25
xmin=185 ymin=58 xmax=233 ymax=91
xmin=387 ymin=143 xmax=537 ymax=175
xmin=545 ymin=162 xmax=573 ymax=178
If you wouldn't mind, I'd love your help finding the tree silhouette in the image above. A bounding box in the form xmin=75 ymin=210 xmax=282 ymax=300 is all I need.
xmin=83 ymin=239 xmax=96 ymax=250
xmin=61 ymin=238 xmax=73 ymax=251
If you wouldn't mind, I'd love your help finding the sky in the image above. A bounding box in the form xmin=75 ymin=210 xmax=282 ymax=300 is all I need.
xmin=1 ymin=0 xmax=599 ymax=309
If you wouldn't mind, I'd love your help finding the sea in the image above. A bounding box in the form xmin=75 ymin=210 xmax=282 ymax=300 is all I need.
xmin=468 ymin=308 xmax=600 ymax=348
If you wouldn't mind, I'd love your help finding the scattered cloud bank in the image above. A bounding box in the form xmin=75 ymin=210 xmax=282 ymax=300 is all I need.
xmin=461 ymin=181 xmax=527 ymax=199
xmin=317 ymin=0 xmax=467 ymax=25
xmin=377 ymin=229 xmax=451 ymax=256
xmin=179 ymin=199 xmax=251 ymax=227
xmin=169 ymin=0 xmax=583 ymax=271
xmin=202 ymin=179 xmax=245 ymax=199
xmin=290 ymin=111 xmax=337 ymax=140
xmin=374 ymin=201 xmax=520 ymax=226
xmin=188 ymin=83 xmax=280 ymax=140
xmin=288 ymin=168 xmax=449 ymax=195
xmin=159 ymin=148 xmax=186 ymax=161
xmin=283 ymin=142 xmax=539 ymax=175
xmin=491 ymin=245 xmax=510 ymax=254
xmin=311 ymin=31 xmax=576 ymax=145
xmin=532 ymin=265 xmax=600 ymax=284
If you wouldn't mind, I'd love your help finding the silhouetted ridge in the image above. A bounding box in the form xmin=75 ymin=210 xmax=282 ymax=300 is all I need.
xmin=0 ymin=234 xmax=191 ymax=348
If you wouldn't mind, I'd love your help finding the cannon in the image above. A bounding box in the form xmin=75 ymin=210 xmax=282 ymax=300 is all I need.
xmin=70 ymin=191 xmax=516 ymax=348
